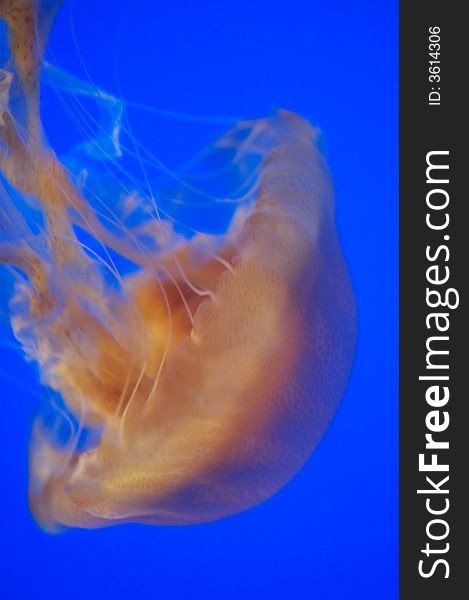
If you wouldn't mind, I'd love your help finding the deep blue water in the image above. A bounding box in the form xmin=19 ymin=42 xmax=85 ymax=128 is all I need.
xmin=0 ymin=1 xmax=398 ymax=598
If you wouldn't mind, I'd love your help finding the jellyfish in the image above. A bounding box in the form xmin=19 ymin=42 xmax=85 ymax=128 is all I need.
xmin=0 ymin=0 xmax=356 ymax=530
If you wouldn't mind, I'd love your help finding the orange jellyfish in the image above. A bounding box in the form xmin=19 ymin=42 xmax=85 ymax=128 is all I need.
xmin=0 ymin=0 xmax=356 ymax=530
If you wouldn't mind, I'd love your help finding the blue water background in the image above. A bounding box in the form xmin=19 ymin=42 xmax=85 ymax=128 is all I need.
xmin=0 ymin=1 xmax=398 ymax=598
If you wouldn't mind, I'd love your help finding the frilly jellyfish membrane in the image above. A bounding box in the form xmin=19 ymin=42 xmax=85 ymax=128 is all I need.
xmin=0 ymin=0 xmax=356 ymax=531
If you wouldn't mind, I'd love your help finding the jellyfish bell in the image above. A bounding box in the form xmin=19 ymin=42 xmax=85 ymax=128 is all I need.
xmin=0 ymin=1 xmax=356 ymax=530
